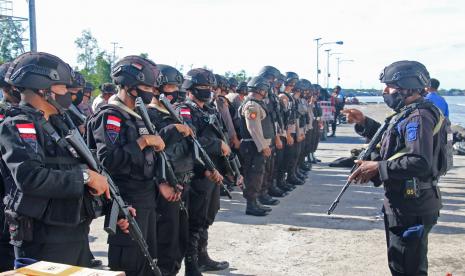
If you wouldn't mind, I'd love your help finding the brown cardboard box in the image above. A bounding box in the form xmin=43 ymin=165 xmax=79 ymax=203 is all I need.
xmin=3 ymin=261 xmax=125 ymax=276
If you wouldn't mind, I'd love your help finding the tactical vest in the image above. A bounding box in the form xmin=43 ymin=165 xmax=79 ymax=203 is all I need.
xmin=383 ymin=101 xmax=452 ymax=186
xmin=238 ymin=98 xmax=274 ymax=140
xmin=2 ymin=105 xmax=89 ymax=227
xmin=86 ymin=104 xmax=156 ymax=181
xmin=147 ymin=105 xmax=195 ymax=177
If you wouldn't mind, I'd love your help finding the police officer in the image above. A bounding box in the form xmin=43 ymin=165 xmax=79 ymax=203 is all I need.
xmin=177 ymin=68 xmax=229 ymax=275
xmin=297 ymin=79 xmax=313 ymax=173
xmin=282 ymin=72 xmax=305 ymax=186
xmin=345 ymin=60 xmax=445 ymax=276
xmin=86 ymin=55 xmax=176 ymax=276
xmin=66 ymin=71 xmax=88 ymax=134
xmin=92 ymin=82 xmax=116 ymax=113
xmin=256 ymin=66 xmax=287 ymax=201
xmin=239 ymin=76 xmax=277 ymax=216
xmin=146 ymin=64 xmax=193 ymax=276
xmin=79 ymin=82 xmax=94 ymax=117
xmin=0 ymin=52 xmax=110 ymax=266
xmin=0 ymin=61 xmax=17 ymax=272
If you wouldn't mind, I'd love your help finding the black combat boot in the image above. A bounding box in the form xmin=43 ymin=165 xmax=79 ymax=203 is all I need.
xmin=198 ymin=250 xmax=229 ymax=272
xmin=268 ymin=180 xmax=288 ymax=197
xmin=246 ymin=199 xmax=268 ymax=216
xmin=300 ymin=162 xmax=312 ymax=171
xmin=256 ymin=199 xmax=272 ymax=212
xmin=185 ymin=254 xmax=203 ymax=276
xmin=288 ymin=175 xmax=304 ymax=186
xmin=258 ymin=194 xmax=280 ymax=206
xmin=278 ymin=175 xmax=296 ymax=191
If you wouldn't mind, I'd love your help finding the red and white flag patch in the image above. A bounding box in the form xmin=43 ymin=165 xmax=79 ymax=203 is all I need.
xmin=16 ymin=122 xmax=38 ymax=152
xmin=106 ymin=115 xmax=121 ymax=144
xmin=0 ymin=114 xmax=5 ymax=121
xmin=180 ymin=108 xmax=191 ymax=118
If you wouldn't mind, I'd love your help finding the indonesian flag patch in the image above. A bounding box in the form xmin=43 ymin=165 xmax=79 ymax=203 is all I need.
xmin=180 ymin=108 xmax=191 ymax=119
xmin=0 ymin=114 xmax=4 ymax=121
xmin=16 ymin=122 xmax=38 ymax=152
xmin=106 ymin=115 xmax=121 ymax=144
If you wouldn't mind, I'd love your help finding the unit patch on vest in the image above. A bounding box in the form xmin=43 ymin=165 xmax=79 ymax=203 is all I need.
xmin=106 ymin=115 xmax=121 ymax=144
xmin=406 ymin=122 xmax=419 ymax=142
xmin=16 ymin=122 xmax=38 ymax=152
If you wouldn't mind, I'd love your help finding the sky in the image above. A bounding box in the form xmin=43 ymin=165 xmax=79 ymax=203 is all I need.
xmin=10 ymin=0 xmax=465 ymax=89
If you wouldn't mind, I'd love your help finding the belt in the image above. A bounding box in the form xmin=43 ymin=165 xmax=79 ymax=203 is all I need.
xmin=241 ymin=139 xmax=254 ymax=142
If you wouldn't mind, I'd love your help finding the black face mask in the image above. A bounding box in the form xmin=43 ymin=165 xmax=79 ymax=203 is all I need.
xmin=383 ymin=92 xmax=405 ymax=112
xmin=193 ymin=88 xmax=212 ymax=102
xmin=161 ymin=91 xmax=179 ymax=104
xmin=134 ymin=87 xmax=153 ymax=104
xmin=72 ymin=90 xmax=84 ymax=106
xmin=54 ymin=92 xmax=73 ymax=109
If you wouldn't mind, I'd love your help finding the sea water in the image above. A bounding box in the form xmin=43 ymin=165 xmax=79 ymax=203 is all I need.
xmin=357 ymin=96 xmax=465 ymax=126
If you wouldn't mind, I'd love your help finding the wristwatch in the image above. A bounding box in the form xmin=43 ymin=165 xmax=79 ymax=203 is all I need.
xmin=83 ymin=170 xmax=91 ymax=185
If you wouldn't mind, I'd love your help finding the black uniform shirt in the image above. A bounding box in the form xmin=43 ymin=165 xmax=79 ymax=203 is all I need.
xmin=0 ymin=105 xmax=87 ymax=243
xmin=87 ymin=105 xmax=157 ymax=208
xmin=355 ymin=100 xmax=442 ymax=216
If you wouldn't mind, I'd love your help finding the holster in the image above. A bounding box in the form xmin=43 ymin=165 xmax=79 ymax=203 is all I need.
xmin=4 ymin=209 xmax=33 ymax=242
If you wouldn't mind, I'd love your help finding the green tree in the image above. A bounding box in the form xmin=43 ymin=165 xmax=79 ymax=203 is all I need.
xmin=139 ymin=53 xmax=149 ymax=59
xmin=224 ymin=69 xmax=248 ymax=82
xmin=75 ymin=29 xmax=99 ymax=72
xmin=0 ymin=21 xmax=26 ymax=62
xmin=79 ymin=51 xmax=111 ymax=94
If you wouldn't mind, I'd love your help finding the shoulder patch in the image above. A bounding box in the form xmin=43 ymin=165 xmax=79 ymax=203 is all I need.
xmin=0 ymin=114 xmax=4 ymax=121
xmin=15 ymin=122 xmax=38 ymax=152
xmin=406 ymin=122 xmax=419 ymax=142
xmin=180 ymin=108 xmax=191 ymax=118
xmin=106 ymin=115 xmax=121 ymax=144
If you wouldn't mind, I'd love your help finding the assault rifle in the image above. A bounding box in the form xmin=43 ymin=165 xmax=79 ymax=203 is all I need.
xmin=134 ymin=97 xmax=188 ymax=208
xmin=65 ymin=129 xmax=162 ymax=276
xmin=159 ymin=95 xmax=233 ymax=198
xmin=327 ymin=114 xmax=394 ymax=215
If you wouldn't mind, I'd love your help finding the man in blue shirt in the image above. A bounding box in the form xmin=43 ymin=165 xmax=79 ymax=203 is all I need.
xmin=425 ymin=78 xmax=449 ymax=117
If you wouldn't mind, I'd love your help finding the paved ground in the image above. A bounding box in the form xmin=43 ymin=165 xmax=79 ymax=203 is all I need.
xmin=90 ymin=104 xmax=465 ymax=276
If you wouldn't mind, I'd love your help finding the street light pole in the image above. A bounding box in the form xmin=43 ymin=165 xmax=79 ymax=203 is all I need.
xmin=28 ymin=0 xmax=37 ymax=52
xmin=314 ymin=38 xmax=321 ymax=84
xmin=111 ymin=42 xmax=123 ymax=67
xmin=336 ymin=58 xmax=354 ymax=85
xmin=314 ymin=38 xmax=343 ymax=85
xmin=325 ymin=49 xmax=331 ymax=90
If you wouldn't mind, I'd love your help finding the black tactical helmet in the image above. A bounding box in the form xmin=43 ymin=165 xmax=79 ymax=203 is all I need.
xmin=214 ymin=74 xmax=229 ymax=90
xmin=236 ymin=81 xmax=248 ymax=94
xmin=380 ymin=60 xmax=430 ymax=90
xmin=228 ymin=77 xmax=238 ymax=89
xmin=156 ymin=64 xmax=183 ymax=87
xmin=83 ymin=82 xmax=94 ymax=92
xmin=247 ymin=76 xmax=270 ymax=93
xmin=100 ymin=83 xmax=117 ymax=94
xmin=111 ymin=55 xmax=160 ymax=88
xmin=301 ymin=79 xmax=312 ymax=89
xmin=5 ymin=52 xmax=73 ymax=90
xmin=285 ymin=72 xmax=299 ymax=86
xmin=0 ymin=62 xmax=11 ymax=87
xmin=257 ymin=66 xmax=281 ymax=80
xmin=182 ymin=68 xmax=217 ymax=90
xmin=69 ymin=71 xmax=85 ymax=88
